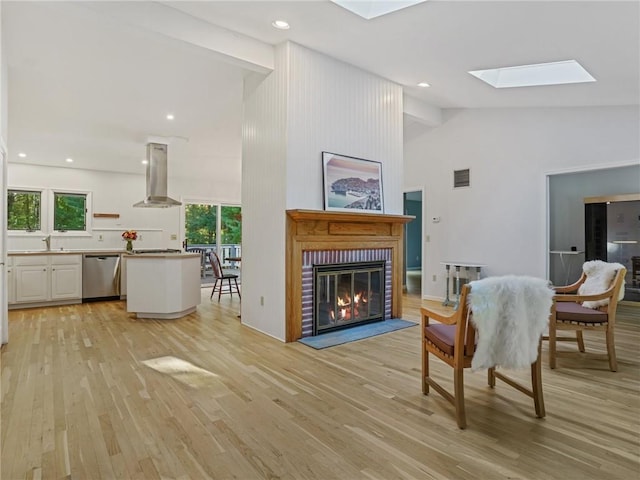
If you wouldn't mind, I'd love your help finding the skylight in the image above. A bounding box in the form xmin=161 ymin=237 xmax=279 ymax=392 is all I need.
xmin=468 ymin=60 xmax=596 ymax=88
xmin=330 ymin=0 xmax=428 ymax=19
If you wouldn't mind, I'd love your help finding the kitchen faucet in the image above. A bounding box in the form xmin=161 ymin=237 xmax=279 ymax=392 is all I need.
xmin=42 ymin=235 xmax=51 ymax=251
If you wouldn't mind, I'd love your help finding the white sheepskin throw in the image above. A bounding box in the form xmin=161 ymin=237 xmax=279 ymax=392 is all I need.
xmin=468 ymin=275 xmax=554 ymax=371
xmin=578 ymin=260 xmax=625 ymax=309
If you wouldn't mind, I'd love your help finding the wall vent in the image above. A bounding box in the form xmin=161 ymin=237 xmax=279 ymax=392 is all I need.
xmin=454 ymin=169 xmax=470 ymax=188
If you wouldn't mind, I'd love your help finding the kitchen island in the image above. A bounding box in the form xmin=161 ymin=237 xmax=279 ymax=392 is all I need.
xmin=126 ymin=252 xmax=201 ymax=319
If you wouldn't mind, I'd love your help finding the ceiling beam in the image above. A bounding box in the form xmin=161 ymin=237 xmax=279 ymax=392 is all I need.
xmin=83 ymin=2 xmax=274 ymax=74
xmin=403 ymin=94 xmax=442 ymax=127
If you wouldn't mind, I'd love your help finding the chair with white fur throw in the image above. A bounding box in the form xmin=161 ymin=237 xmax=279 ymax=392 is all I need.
xmin=421 ymin=275 xmax=554 ymax=429
xmin=548 ymin=260 xmax=626 ymax=371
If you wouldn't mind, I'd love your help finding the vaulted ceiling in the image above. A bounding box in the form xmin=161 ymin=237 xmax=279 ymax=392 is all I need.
xmin=4 ymin=1 xmax=639 ymax=175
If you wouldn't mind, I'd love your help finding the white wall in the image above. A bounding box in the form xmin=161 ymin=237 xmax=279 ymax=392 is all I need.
xmin=404 ymin=106 xmax=640 ymax=300
xmin=242 ymin=42 xmax=404 ymax=341
xmin=7 ymin=163 xmax=240 ymax=252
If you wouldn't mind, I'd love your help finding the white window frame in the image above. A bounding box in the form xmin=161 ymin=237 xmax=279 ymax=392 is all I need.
xmin=7 ymin=186 xmax=93 ymax=237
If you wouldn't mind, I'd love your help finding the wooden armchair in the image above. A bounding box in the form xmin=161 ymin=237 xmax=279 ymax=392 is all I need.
xmin=421 ymin=277 xmax=552 ymax=429
xmin=548 ymin=261 xmax=626 ymax=371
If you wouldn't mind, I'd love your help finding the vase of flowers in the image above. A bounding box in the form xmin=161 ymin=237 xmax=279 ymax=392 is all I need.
xmin=122 ymin=230 xmax=137 ymax=252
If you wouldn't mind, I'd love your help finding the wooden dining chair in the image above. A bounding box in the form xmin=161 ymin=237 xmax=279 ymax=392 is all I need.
xmin=421 ymin=276 xmax=553 ymax=429
xmin=548 ymin=260 xmax=626 ymax=371
xmin=209 ymin=251 xmax=241 ymax=301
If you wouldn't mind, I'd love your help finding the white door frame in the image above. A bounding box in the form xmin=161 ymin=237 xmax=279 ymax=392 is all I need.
xmin=1 ymin=142 xmax=8 ymax=344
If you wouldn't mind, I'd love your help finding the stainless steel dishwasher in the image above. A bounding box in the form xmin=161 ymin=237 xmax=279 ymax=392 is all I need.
xmin=82 ymin=254 xmax=121 ymax=301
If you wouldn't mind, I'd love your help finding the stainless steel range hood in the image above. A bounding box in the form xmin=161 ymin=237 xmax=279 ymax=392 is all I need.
xmin=133 ymin=143 xmax=182 ymax=208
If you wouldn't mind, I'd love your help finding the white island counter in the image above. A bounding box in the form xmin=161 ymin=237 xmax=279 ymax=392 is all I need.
xmin=126 ymin=252 xmax=201 ymax=319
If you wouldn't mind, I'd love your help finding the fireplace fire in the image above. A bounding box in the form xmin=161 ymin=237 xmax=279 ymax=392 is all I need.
xmin=313 ymin=261 xmax=385 ymax=334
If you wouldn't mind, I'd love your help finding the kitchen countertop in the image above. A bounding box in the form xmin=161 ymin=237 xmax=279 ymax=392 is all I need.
xmin=8 ymin=249 xmax=126 ymax=256
xmin=7 ymin=249 xmax=195 ymax=256
xmin=125 ymin=252 xmax=200 ymax=259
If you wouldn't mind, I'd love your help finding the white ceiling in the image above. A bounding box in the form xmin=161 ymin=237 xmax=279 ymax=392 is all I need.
xmin=4 ymin=1 xmax=639 ymax=175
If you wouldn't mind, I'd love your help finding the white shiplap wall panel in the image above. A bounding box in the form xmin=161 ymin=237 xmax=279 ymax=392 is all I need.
xmin=286 ymin=43 xmax=404 ymax=214
xmin=240 ymin=45 xmax=289 ymax=340
xmin=241 ymin=42 xmax=404 ymax=341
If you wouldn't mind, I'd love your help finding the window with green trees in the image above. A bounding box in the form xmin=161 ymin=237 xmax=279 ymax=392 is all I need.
xmin=221 ymin=206 xmax=242 ymax=244
xmin=184 ymin=203 xmax=241 ymax=247
xmin=185 ymin=204 xmax=218 ymax=245
xmin=53 ymin=192 xmax=87 ymax=231
xmin=7 ymin=189 xmax=42 ymax=231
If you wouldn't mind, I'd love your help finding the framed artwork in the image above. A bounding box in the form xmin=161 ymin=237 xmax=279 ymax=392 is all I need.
xmin=322 ymin=152 xmax=384 ymax=214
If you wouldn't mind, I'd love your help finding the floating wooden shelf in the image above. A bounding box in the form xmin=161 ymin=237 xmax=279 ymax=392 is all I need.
xmin=93 ymin=213 xmax=120 ymax=219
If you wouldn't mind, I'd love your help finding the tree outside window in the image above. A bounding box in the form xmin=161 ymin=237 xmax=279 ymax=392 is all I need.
xmin=185 ymin=204 xmax=218 ymax=245
xmin=53 ymin=192 xmax=87 ymax=231
xmin=221 ymin=206 xmax=242 ymax=244
xmin=7 ymin=189 xmax=41 ymax=231
xmin=184 ymin=204 xmax=241 ymax=248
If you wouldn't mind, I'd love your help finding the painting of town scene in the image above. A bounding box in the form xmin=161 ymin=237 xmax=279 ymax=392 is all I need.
xmin=322 ymin=152 xmax=384 ymax=214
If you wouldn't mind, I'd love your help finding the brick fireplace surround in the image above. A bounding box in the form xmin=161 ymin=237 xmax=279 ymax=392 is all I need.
xmin=286 ymin=209 xmax=413 ymax=342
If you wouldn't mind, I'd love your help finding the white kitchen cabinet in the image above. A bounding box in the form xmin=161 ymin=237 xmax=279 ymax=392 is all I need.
xmin=11 ymin=254 xmax=82 ymax=306
xmin=15 ymin=256 xmax=49 ymax=303
xmin=51 ymin=255 xmax=82 ymax=300
xmin=51 ymin=264 xmax=82 ymax=300
xmin=126 ymin=253 xmax=201 ymax=319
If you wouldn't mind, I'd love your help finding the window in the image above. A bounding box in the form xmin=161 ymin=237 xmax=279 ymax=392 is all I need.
xmin=185 ymin=204 xmax=218 ymax=246
xmin=221 ymin=206 xmax=242 ymax=244
xmin=7 ymin=189 xmax=42 ymax=231
xmin=7 ymin=187 xmax=91 ymax=235
xmin=183 ymin=202 xmax=241 ymax=266
xmin=53 ymin=192 xmax=87 ymax=231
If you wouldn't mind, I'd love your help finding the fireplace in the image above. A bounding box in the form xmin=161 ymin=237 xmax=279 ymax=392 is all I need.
xmin=286 ymin=210 xmax=413 ymax=342
xmin=314 ymin=261 xmax=385 ymax=334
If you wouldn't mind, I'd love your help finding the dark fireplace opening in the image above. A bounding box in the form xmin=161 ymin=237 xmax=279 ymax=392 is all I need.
xmin=313 ymin=261 xmax=385 ymax=335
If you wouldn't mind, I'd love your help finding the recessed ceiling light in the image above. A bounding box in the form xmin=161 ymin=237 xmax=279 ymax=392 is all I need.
xmin=18 ymin=152 xmax=27 ymax=158
xmin=417 ymin=82 xmax=430 ymax=88
xmin=166 ymin=114 xmax=174 ymax=120
xmin=469 ymin=60 xmax=596 ymax=89
xmin=65 ymin=158 xmax=73 ymax=163
xmin=272 ymin=20 xmax=290 ymax=30
xmin=331 ymin=0 xmax=428 ymax=19
xmin=142 ymin=159 xmax=149 ymax=165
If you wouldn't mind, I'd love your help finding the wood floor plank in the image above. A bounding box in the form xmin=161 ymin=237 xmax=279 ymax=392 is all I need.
xmin=2 ymin=293 xmax=639 ymax=479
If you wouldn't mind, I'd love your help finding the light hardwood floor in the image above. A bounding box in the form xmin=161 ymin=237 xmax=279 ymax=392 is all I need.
xmin=2 ymin=292 xmax=639 ymax=479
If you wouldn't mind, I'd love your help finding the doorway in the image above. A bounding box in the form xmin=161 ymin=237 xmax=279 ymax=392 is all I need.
xmin=547 ymin=164 xmax=639 ymax=303
xmin=403 ymin=190 xmax=423 ymax=297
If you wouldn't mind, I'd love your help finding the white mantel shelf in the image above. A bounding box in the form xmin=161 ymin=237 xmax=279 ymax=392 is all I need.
xmin=126 ymin=254 xmax=201 ymax=319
